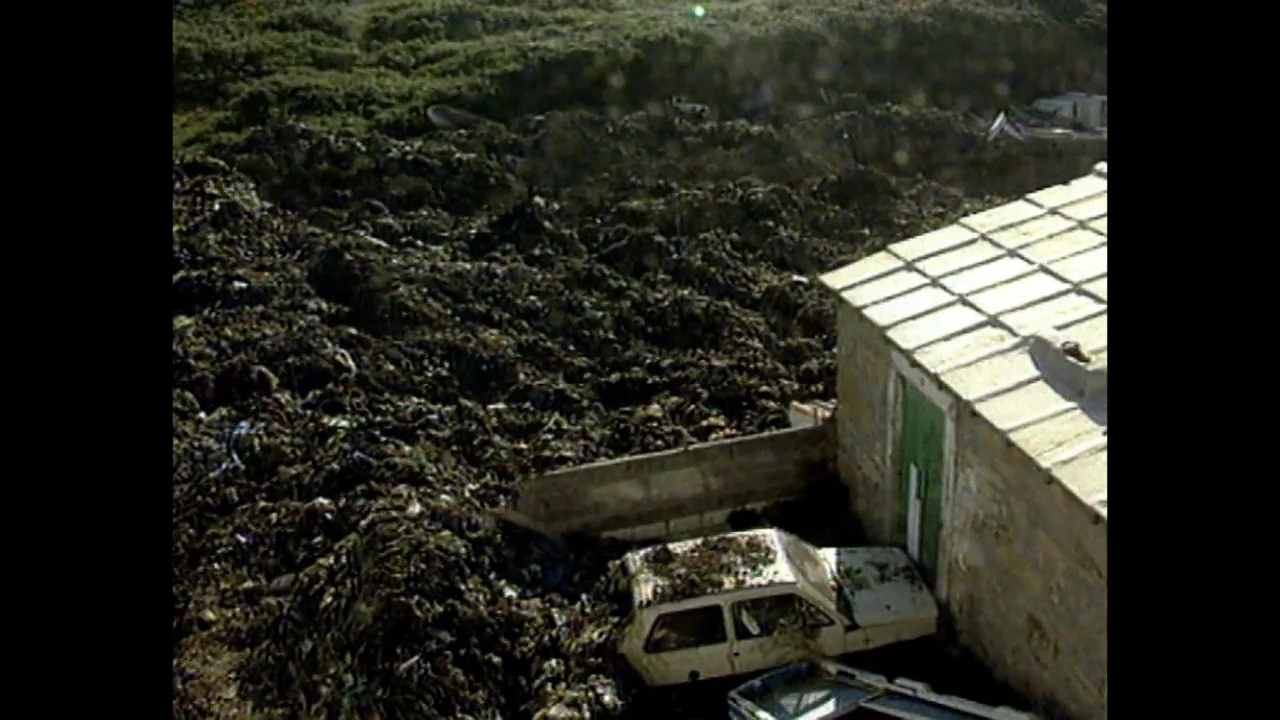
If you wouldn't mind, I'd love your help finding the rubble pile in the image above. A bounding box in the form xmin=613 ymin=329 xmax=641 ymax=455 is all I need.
xmin=173 ymin=106 xmax=1102 ymax=718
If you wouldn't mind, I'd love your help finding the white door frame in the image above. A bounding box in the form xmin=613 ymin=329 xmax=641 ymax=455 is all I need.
xmin=905 ymin=464 xmax=923 ymax=561
xmin=886 ymin=351 xmax=958 ymax=598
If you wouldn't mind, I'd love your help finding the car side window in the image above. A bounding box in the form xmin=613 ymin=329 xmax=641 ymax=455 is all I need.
xmin=643 ymin=605 xmax=728 ymax=654
xmin=732 ymin=594 xmax=834 ymax=640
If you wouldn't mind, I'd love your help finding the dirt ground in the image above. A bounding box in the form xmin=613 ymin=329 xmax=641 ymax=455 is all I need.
xmin=173 ymin=93 xmax=1104 ymax=719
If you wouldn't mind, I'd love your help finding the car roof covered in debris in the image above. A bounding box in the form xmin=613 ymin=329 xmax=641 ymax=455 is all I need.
xmin=623 ymin=528 xmax=799 ymax=609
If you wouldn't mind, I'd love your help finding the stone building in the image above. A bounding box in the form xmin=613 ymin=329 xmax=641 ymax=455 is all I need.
xmin=817 ymin=163 xmax=1108 ymax=719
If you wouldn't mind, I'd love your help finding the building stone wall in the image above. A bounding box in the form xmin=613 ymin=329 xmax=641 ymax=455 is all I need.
xmin=942 ymin=409 xmax=1107 ymax=720
xmin=834 ymin=303 xmax=897 ymax=543
xmin=834 ymin=302 xmax=1107 ymax=720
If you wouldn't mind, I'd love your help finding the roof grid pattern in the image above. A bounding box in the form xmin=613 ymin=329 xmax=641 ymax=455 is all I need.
xmin=819 ymin=163 xmax=1108 ymax=517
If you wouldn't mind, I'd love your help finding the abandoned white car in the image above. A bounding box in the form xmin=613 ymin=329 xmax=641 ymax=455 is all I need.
xmin=615 ymin=528 xmax=938 ymax=687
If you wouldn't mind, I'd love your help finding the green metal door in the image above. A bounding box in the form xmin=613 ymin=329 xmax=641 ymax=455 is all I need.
xmin=897 ymin=378 xmax=946 ymax=587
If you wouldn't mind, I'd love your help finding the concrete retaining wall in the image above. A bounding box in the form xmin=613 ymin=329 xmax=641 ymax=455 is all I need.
xmin=512 ymin=424 xmax=835 ymax=540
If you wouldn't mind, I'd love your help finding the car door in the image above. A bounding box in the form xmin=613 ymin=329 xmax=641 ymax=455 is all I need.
xmin=728 ymin=593 xmax=841 ymax=675
xmin=638 ymin=603 xmax=734 ymax=685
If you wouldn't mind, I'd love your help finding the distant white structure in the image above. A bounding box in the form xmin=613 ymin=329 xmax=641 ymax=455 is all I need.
xmin=1031 ymin=92 xmax=1107 ymax=131
xmin=788 ymin=400 xmax=835 ymax=428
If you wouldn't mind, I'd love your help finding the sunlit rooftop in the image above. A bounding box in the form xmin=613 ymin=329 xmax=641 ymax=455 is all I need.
xmin=820 ymin=163 xmax=1108 ymax=518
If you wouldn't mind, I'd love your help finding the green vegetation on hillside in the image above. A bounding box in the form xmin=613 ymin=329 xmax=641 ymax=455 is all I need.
xmin=174 ymin=0 xmax=1106 ymax=150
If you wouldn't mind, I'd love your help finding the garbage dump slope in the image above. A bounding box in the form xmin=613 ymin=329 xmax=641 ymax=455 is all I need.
xmin=172 ymin=3 xmax=1107 ymax=719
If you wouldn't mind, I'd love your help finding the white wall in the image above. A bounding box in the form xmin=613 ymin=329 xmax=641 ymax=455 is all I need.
xmin=835 ymin=303 xmax=898 ymax=542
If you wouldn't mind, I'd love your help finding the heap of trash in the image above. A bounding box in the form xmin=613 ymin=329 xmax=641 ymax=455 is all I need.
xmin=173 ymin=101 xmax=1103 ymax=719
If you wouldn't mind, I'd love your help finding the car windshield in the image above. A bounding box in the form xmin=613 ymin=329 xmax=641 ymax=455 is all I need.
xmin=780 ymin=532 xmax=836 ymax=609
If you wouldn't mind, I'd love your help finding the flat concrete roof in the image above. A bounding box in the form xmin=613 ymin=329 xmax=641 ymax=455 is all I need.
xmin=820 ymin=163 xmax=1107 ymax=518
